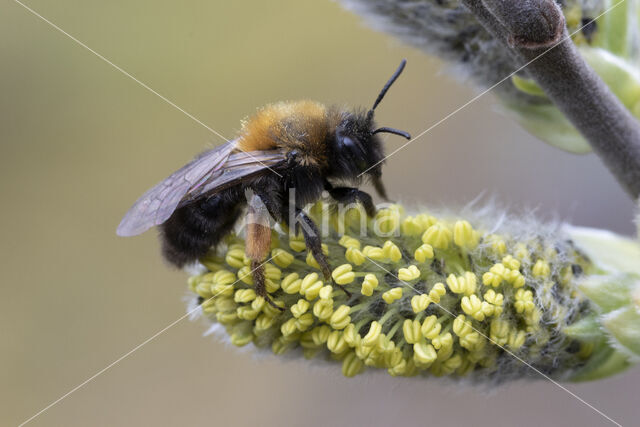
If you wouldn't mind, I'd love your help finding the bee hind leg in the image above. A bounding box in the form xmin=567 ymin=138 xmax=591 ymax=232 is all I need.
xmin=246 ymin=194 xmax=284 ymax=311
xmin=295 ymin=209 xmax=352 ymax=298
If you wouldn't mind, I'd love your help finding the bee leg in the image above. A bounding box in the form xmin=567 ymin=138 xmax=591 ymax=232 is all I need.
xmin=325 ymin=183 xmax=377 ymax=217
xmin=295 ymin=209 xmax=352 ymax=298
xmin=250 ymin=260 xmax=283 ymax=311
xmin=246 ymin=194 xmax=284 ymax=311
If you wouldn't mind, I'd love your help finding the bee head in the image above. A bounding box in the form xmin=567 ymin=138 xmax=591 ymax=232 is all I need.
xmin=332 ymin=59 xmax=410 ymax=200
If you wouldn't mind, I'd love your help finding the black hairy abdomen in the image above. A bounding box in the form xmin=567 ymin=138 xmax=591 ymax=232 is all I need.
xmin=160 ymin=187 xmax=243 ymax=267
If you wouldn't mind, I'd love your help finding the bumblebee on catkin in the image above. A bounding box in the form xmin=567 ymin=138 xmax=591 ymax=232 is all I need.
xmin=187 ymin=202 xmax=640 ymax=382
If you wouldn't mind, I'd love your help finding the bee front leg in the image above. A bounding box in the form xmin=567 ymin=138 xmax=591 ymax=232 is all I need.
xmin=295 ymin=209 xmax=352 ymax=297
xmin=326 ymin=186 xmax=377 ymax=217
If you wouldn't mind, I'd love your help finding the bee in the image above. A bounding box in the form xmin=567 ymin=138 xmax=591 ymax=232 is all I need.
xmin=117 ymin=60 xmax=411 ymax=308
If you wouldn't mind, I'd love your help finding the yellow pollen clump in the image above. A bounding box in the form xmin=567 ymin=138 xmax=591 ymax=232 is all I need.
xmin=398 ymin=265 xmax=421 ymax=281
xmin=361 ymin=274 xmax=379 ymax=296
xmin=422 ymin=223 xmax=452 ymax=249
xmin=332 ymin=264 xmax=356 ymax=285
xmin=414 ymin=243 xmax=434 ymax=263
xmin=271 ymin=248 xmax=294 ymax=268
xmin=453 ymin=220 xmax=479 ymax=249
xmin=382 ymin=287 xmax=403 ymax=304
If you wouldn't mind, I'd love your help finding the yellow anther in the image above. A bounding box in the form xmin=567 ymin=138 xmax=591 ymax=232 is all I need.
xmin=413 ymin=342 xmax=437 ymax=366
xmin=264 ymin=263 xmax=282 ymax=281
xmin=508 ymin=330 xmax=526 ymax=349
xmin=463 ymin=271 xmax=477 ymax=295
xmin=234 ymin=288 xmax=256 ymax=303
xmin=453 ymin=314 xmax=473 ymax=337
xmin=428 ymin=282 xmax=447 ymax=303
xmin=421 ymin=315 xmax=442 ymax=339
xmin=383 ymin=240 xmax=403 ymax=262
xmin=295 ymin=313 xmax=314 ymax=331
xmin=403 ymin=319 xmax=422 ymax=344
xmin=319 ymin=285 xmax=333 ymax=299
xmin=461 ymin=294 xmax=486 ymax=321
xmin=490 ymin=319 xmax=510 ymax=346
xmin=398 ymin=265 xmax=421 ymax=281
xmin=313 ymin=298 xmax=334 ymax=321
xmin=514 ymin=289 xmax=535 ymax=313
xmin=482 ymin=263 xmax=507 ymax=287
xmin=415 ymin=213 xmax=437 ymax=229
xmin=327 ymin=330 xmax=348 ymax=353
xmin=302 ymin=281 xmax=323 ymax=301
xmin=339 ymin=235 xmax=361 ymax=249
xmin=411 ymin=294 xmax=432 ymax=313
xmin=311 ymin=325 xmax=331 ymax=345
xmin=254 ymin=313 xmax=275 ymax=332
xmin=486 ymin=234 xmax=507 ymax=256
xmin=251 ymin=296 xmax=265 ymax=311
xmin=237 ymin=266 xmax=254 ymax=285
xmin=195 ymin=282 xmax=212 ymax=299
xmin=230 ymin=323 xmax=253 ymax=347
xmin=362 ymin=245 xmax=385 ymax=260
xmin=210 ymin=283 xmax=235 ymax=298
xmin=532 ymin=259 xmax=551 ymax=278
xmin=281 ymin=272 xmax=302 ymax=294
xmin=446 ymin=274 xmax=471 ymax=295
xmin=483 ymin=289 xmax=504 ymax=307
xmin=330 ymin=305 xmax=351 ymax=330
xmin=216 ymin=311 xmax=238 ymax=324
xmin=212 ymin=270 xmax=236 ymax=286
xmin=432 ymin=332 xmax=453 ymax=351
xmin=342 ymin=323 xmax=358 ymax=346
xmin=375 ymin=206 xmax=402 ymax=234
xmin=237 ymin=306 xmax=260 ymax=320
xmin=332 ymin=264 xmax=356 ymax=285
xmin=342 ymin=352 xmax=364 ymax=377
xmin=215 ymin=297 xmax=236 ymax=313
xmin=280 ymin=318 xmax=298 ymax=336
xmin=414 ymin=244 xmax=434 ymax=263
xmin=421 ymin=223 xmax=452 ymax=249
xmin=382 ymin=287 xmax=403 ymax=304
xmin=362 ymin=321 xmax=383 ymax=346
xmin=513 ymin=242 xmax=530 ymax=262
xmin=225 ymin=248 xmax=246 ymax=269
xmin=265 ymin=279 xmax=280 ymax=294
xmin=291 ymin=299 xmax=310 ymax=318
xmin=361 ymin=274 xmax=379 ymax=296
xmin=459 ymin=332 xmax=484 ymax=352
xmin=401 ymin=217 xmax=424 ymax=236
xmin=300 ymin=273 xmax=323 ymax=299
xmin=502 ymin=255 xmax=521 ymax=270
xmin=289 ymin=234 xmax=306 ymax=252
xmin=345 ymin=247 xmax=366 ymax=265
xmin=453 ymin=220 xmax=479 ymax=249
xmin=271 ymin=248 xmax=294 ymax=268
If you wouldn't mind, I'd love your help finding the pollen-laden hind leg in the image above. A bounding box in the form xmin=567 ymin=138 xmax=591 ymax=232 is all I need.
xmin=246 ymin=193 xmax=284 ymax=310
xmin=160 ymin=189 xmax=242 ymax=267
xmin=296 ymin=209 xmax=352 ymax=297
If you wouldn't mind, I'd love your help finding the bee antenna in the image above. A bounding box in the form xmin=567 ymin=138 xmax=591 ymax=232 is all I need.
xmin=367 ymin=59 xmax=407 ymax=121
xmin=372 ymin=127 xmax=411 ymax=140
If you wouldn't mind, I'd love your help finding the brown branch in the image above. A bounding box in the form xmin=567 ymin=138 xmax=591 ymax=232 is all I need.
xmin=462 ymin=0 xmax=640 ymax=199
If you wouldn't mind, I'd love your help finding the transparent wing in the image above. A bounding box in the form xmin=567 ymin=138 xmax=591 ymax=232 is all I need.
xmin=116 ymin=141 xmax=236 ymax=236
xmin=178 ymin=149 xmax=286 ymax=205
xmin=116 ymin=142 xmax=286 ymax=237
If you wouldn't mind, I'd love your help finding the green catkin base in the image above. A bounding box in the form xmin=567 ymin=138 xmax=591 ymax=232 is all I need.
xmin=185 ymin=202 xmax=624 ymax=381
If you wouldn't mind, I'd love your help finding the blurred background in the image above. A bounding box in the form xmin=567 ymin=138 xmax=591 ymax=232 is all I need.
xmin=2 ymin=0 xmax=637 ymax=426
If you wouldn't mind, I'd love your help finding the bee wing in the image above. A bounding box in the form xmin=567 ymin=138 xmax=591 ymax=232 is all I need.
xmin=179 ymin=149 xmax=287 ymax=205
xmin=116 ymin=141 xmax=237 ymax=237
